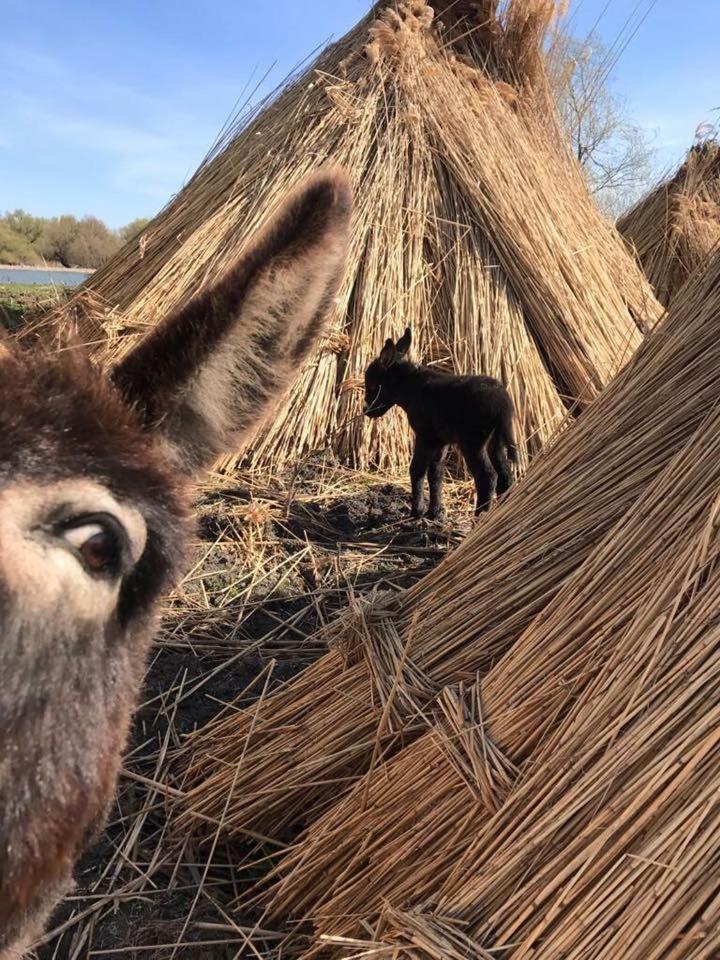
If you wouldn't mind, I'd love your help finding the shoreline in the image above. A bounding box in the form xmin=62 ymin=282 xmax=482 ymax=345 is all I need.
xmin=0 ymin=263 xmax=95 ymax=273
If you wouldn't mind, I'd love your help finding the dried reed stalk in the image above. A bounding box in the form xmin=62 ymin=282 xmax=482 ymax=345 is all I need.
xmin=26 ymin=0 xmax=658 ymax=475
xmin=414 ymin=51 xmax=652 ymax=403
xmin=428 ymin=148 xmax=569 ymax=464
xmin=619 ymin=140 xmax=720 ymax=307
xmin=172 ymin=249 xmax=718 ymax=853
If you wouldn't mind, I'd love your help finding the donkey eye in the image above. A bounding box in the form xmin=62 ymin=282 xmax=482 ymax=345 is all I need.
xmin=60 ymin=517 xmax=125 ymax=576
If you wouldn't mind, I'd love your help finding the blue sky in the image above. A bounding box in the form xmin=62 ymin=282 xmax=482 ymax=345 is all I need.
xmin=567 ymin=1 xmax=719 ymax=169
xmin=1 ymin=0 xmax=717 ymax=227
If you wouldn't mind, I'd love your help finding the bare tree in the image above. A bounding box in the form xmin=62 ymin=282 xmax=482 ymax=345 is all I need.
xmin=555 ymin=39 xmax=655 ymax=218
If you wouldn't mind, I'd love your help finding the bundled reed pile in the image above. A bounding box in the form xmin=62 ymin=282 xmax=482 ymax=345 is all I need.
xmin=351 ymin=413 xmax=720 ymax=958
xmin=27 ymin=0 xmax=657 ymax=473
xmin=618 ymin=140 xmax=720 ymax=307
xmin=173 ymin=247 xmax=720 ymax=855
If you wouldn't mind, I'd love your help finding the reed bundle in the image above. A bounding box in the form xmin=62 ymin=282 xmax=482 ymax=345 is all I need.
xmin=173 ymin=249 xmax=719 ymax=851
xmin=618 ymin=140 xmax=720 ymax=307
xmin=356 ymin=416 xmax=720 ymax=959
xmin=28 ymin=0 xmax=657 ymax=474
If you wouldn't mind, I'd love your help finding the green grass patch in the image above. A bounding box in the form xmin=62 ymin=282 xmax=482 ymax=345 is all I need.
xmin=0 ymin=283 xmax=59 ymax=298
xmin=0 ymin=283 xmax=68 ymax=330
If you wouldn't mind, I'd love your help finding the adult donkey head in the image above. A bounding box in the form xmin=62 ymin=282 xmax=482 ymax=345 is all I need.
xmin=0 ymin=170 xmax=351 ymax=957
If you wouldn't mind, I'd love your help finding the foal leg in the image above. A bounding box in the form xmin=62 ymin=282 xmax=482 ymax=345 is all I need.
xmin=461 ymin=441 xmax=497 ymax=515
xmin=410 ymin=438 xmax=432 ymax=518
xmin=489 ymin=432 xmax=514 ymax=499
xmin=427 ymin=445 xmax=448 ymax=520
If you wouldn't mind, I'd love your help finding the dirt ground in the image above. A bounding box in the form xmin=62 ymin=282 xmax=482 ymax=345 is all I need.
xmin=37 ymin=458 xmax=473 ymax=959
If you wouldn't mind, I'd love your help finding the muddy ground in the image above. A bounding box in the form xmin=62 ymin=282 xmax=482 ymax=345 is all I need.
xmin=37 ymin=462 xmax=472 ymax=959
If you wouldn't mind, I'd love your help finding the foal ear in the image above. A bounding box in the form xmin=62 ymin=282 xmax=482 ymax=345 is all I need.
xmin=378 ymin=338 xmax=396 ymax=369
xmin=112 ymin=170 xmax=352 ymax=473
xmin=395 ymin=327 xmax=411 ymax=357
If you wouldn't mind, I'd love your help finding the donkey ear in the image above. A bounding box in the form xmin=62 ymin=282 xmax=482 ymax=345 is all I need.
xmin=378 ymin=337 xmax=397 ymax=369
xmin=112 ymin=170 xmax=352 ymax=473
xmin=395 ymin=327 xmax=411 ymax=357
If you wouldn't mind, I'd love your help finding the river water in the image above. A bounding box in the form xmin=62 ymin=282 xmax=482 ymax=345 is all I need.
xmin=0 ymin=266 xmax=90 ymax=286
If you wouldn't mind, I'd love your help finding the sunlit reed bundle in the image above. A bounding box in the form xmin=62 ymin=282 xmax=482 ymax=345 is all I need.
xmin=357 ymin=416 xmax=720 ymax=959
xmin=26 ymin=0 xmax=657 ymax=474
xmin=618 ymin=140 xmax=720 ymax=307
xmin=173 ymin=250 xmax=718 ymax=852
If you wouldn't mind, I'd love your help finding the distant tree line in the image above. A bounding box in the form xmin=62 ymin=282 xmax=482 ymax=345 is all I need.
xmin=0 ymin=210 xmax=150 ymax=269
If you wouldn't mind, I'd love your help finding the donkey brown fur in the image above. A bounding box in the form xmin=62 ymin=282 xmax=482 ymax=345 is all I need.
xmin=0 ymin=170 xmax=351 ymax=958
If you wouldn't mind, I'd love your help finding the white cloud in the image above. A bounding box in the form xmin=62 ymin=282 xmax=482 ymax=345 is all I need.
xmin=30 ymin=107 xmax=200 ymax=195
xmin=3 ymin=34 xmax=224 ymax=225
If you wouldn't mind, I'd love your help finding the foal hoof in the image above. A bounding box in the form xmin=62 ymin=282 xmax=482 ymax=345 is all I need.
xmin=426 ymin=507 xmax=445 ymax=522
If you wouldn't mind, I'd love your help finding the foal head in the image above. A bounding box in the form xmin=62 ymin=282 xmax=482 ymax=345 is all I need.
xmin=0 ymin=170 xmax=351 ymax=956
xmin=363 ymin=327 xmax=412 ymax=418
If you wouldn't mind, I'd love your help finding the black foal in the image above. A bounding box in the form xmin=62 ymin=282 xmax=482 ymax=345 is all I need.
xmin=364 ymin=328 xmax=517 ymax=518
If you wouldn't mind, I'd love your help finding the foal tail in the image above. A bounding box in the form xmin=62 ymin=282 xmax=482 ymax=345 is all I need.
xmin=498 ymin=409 xmax=519 ymax=464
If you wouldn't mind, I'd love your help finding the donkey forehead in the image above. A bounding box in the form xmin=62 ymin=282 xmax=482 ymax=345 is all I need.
xmin=0 ymin=352 xmax=189 ymax=607
xmin=0 ymin=352 xmax=173 ymax=503
xmin=365 ymin=359 xmax=386 ymax=379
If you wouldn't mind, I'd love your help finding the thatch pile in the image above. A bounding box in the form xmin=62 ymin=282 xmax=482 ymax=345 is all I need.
xmin=618 ymin=140 xmax=720 ymax=307
xmin=345 ymin=414 xmax=720 ymax=958
xmin=28 ymin=0 xmax=658 ymax=473
xmin=173 ymin=240 xmax=720 ymax=885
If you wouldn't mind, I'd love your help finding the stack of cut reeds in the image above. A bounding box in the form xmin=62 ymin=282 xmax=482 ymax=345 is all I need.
xmin=619 ymin=140 xmax=720 ymax=307
xmin=27 ymin=0 xmax=658 ymax=474
xmin=173 ymin=243 xmax=720 ymax=882
xmin=347 ymin=414 xmax=720 ymax=959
